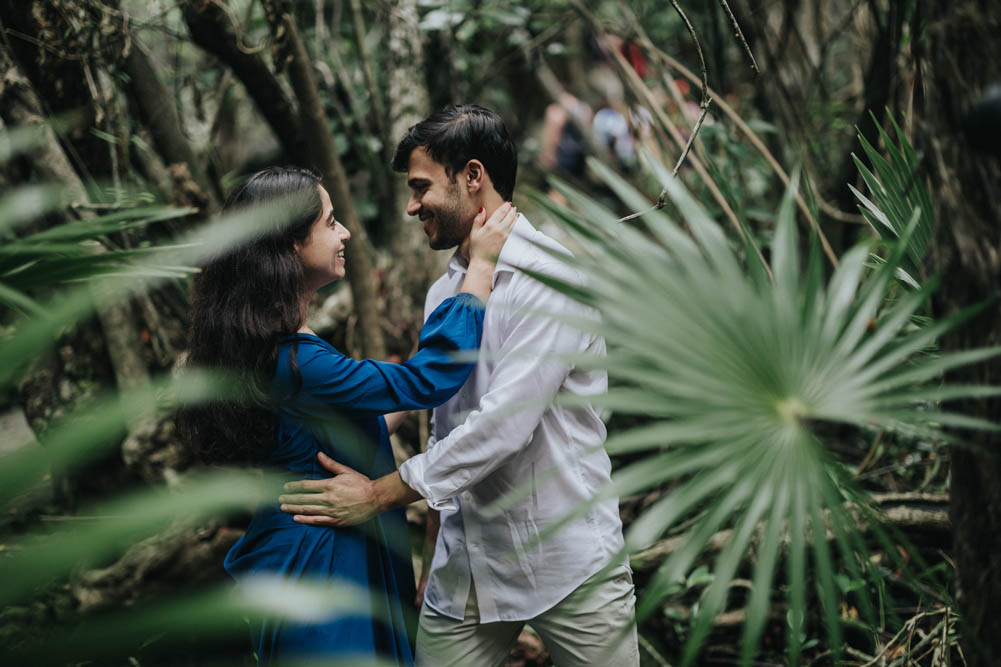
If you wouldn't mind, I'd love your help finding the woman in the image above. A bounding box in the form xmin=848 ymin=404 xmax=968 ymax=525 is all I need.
xmin=180 ymin=166 xmax=516 ymax=664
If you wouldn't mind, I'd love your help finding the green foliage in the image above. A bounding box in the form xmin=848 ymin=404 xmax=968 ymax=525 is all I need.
xmin=0 ymin=204 xmax=196 ymax=310
xmin=849 ymin=113 xmax=935 ymax=287
xmin=526 ymin=151 xmax=999 ymax=665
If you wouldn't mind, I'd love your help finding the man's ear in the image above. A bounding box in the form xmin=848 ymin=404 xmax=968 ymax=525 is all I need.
xmin=465 ymin=159 xmax=485 ymax=194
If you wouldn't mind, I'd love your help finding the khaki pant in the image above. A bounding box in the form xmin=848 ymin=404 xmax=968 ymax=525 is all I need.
xmin=416 ymin=564 xmax=639 ymax=667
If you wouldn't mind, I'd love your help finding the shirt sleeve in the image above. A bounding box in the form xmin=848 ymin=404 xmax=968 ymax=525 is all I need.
xmin=292 ymin=293 xmax=484 ymax=414
xmin=399 ymin=267 xmax=595 ymax=509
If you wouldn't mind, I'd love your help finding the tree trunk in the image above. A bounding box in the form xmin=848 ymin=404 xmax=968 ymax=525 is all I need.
xmin=181 ymin=0 xmax=311 ymax=167
xmin=72 ymin=521 xmax=241 ymax=612
xmin=0 ymin=48 xmax=148 ymax=395
xmin=263 ymin=2 xmax=386 ymax=360
xmin=922 ymin=3 xmax=1001 ymax=664
xmin=385 ymin=0 xmax=442 ymax=286
xmin=0 ymin=50 xmax=87 ymax=205
xmin=385 ymin=0 xmax=431 ymax=259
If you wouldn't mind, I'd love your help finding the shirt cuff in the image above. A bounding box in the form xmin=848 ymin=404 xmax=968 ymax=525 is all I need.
xmin=399 ymin=453 xmax=458 ymax=512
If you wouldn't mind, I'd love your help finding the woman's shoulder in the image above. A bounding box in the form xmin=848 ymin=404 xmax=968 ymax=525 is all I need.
xmin=275 ymin=334 xmax=345 ymax=380
xmin=281 ymin=333 xmax=346 ymax=361
xmin=280 ymin=332 xmax=331 ymax=350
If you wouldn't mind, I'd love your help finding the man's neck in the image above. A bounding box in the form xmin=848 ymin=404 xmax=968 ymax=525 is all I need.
xmin=457 ymin=192 xmax=507 ymax=260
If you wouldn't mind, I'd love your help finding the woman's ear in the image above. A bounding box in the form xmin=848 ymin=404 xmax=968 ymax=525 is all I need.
xmin=465 ymin=159 xmax=485 ymax=193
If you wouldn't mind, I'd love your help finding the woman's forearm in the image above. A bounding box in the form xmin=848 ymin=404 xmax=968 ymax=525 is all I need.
xmin=457 ymin=257 xmax=494 ymax=303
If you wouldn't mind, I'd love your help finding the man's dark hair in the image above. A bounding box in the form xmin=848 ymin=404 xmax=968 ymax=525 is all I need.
xmin=392 ymin=104 xmax=518 ymax=201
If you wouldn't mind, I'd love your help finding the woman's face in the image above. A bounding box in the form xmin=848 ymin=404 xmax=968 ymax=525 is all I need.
xmin=295 ymin=186 xmax=350 ymax=292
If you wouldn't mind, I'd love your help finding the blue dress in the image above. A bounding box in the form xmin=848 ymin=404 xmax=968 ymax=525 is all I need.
xmin=224 ymin=294 xmax=485 ymax=665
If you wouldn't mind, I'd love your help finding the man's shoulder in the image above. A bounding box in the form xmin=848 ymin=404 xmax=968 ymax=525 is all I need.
xmin=428 ymin=269 xmax=455 ymax=295
xmin=423 ymin=270 xmax=459 ymax=319
xmin=504 ymin=223 xmax=584 ymax=292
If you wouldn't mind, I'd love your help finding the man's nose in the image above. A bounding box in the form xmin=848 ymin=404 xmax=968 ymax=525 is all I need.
xmin=406 ymin=197 xmax=421 ymax=217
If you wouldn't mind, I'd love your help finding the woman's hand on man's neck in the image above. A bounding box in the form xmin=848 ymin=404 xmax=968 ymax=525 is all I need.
xmin=457 ymin=192 xmax=506 ymax=259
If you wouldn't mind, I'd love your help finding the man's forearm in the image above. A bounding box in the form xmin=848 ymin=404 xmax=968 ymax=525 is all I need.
xmin=422 ymin=508 xmax=441 ymax=573
xmin=371 ymin=470 xmax=423 ymax=511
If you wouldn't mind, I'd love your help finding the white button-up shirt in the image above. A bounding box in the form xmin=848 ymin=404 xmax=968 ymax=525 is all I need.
xmin=399 ymin=215 xmax=624 ymax=622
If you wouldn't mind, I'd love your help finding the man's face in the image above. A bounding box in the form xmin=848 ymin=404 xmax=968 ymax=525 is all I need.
xmin=405 ymin=147 xmax=475 ymax=250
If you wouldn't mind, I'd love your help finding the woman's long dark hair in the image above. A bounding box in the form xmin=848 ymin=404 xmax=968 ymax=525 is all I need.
xmin=179 ymin=166 xmax=323 ymax=463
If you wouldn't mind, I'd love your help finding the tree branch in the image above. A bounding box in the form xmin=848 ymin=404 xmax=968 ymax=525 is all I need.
xmin=628 ymin=26 xmax=845 ymax=266
xmin=717 ymin=0 xmax=758 ymax=74
xmin=181 ymin=0 xmax=310 ymax=167
xmin=666 ymin=0 xmax=711 ymax=183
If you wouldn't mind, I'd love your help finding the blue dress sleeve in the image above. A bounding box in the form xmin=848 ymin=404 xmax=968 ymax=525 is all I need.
xmin=278 ymin=293 xmax=484 ymax=414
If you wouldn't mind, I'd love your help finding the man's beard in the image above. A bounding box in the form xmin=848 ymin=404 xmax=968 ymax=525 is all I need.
xmin=426 ymin=185 xmax=471 ymax=250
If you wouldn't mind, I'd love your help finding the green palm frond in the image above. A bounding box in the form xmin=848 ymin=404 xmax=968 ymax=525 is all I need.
xmin=849 ymin=113 xmax=935 ymax=285
xmin=4 ymin=578 xmax=397 ymax=667
xmin=528 ymin=155 xmax=998 ymax=665
xmin=0 ymin=199 xmax=197 ymax=312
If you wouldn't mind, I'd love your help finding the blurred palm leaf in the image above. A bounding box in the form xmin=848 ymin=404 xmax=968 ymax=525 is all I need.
xmin=527 ymin=154 xmax=999 ymax=665
xmin=3 ymin=572 xmax=390 ymax=666
xmin=0 ymin=467 xmax=286 ymax=607
xmin=0 ymin=370 xmax=230 ymax=504
xmin=0 ymin=189 xmax=313 ymax=387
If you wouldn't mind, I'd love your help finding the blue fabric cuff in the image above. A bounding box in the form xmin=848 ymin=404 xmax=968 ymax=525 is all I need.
xmin=451 ymin=292 xmax=486 ymax=310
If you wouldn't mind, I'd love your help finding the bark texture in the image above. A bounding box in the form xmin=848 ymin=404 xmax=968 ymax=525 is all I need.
xmin=0 ymin=0 xmax=110 ymax=183
xmin=0 ymin=48 xmax=87 ymax=205
xmin=386 ymin=0 xmax=432 ymax=258
xmin=72 ymin=522 xmax=241 ymax=612
xmin=922 ymin=3 xmax=1001 ymax=664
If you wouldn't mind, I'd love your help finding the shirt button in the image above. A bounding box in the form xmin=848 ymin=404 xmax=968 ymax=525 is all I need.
xmin=462 ymin=492 xmax=472 ymax=501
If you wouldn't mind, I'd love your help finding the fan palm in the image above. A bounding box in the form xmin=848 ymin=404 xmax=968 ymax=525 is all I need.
xmin=526 ymin=152 xmax=999 ymax=665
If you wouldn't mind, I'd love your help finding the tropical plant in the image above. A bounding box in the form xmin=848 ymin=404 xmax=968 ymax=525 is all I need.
xmin=524 ymin=149 xmax=1000 ymax=665
xmin=849 ymin=112 xmax=936 ymax=288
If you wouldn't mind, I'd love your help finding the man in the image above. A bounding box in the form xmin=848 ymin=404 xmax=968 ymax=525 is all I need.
xmin=279 ymin=104 xmax=638 ymax=666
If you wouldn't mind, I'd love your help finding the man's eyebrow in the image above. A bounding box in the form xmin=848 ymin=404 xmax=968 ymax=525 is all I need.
xmin=407 ymin=177 xmax=430 ymax=188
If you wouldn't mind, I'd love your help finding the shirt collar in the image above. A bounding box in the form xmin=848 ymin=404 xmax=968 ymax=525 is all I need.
xmin=446 ymin=214 xmax=533 ymax=287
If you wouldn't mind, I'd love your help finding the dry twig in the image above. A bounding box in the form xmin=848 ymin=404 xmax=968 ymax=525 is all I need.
xmin=665 ymin=0 xmax=711 ymax=185
xmin=651 ymin=48 xmax=842 ymax=267
xmin=717 ymin=0 xmax=758 ymax=74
